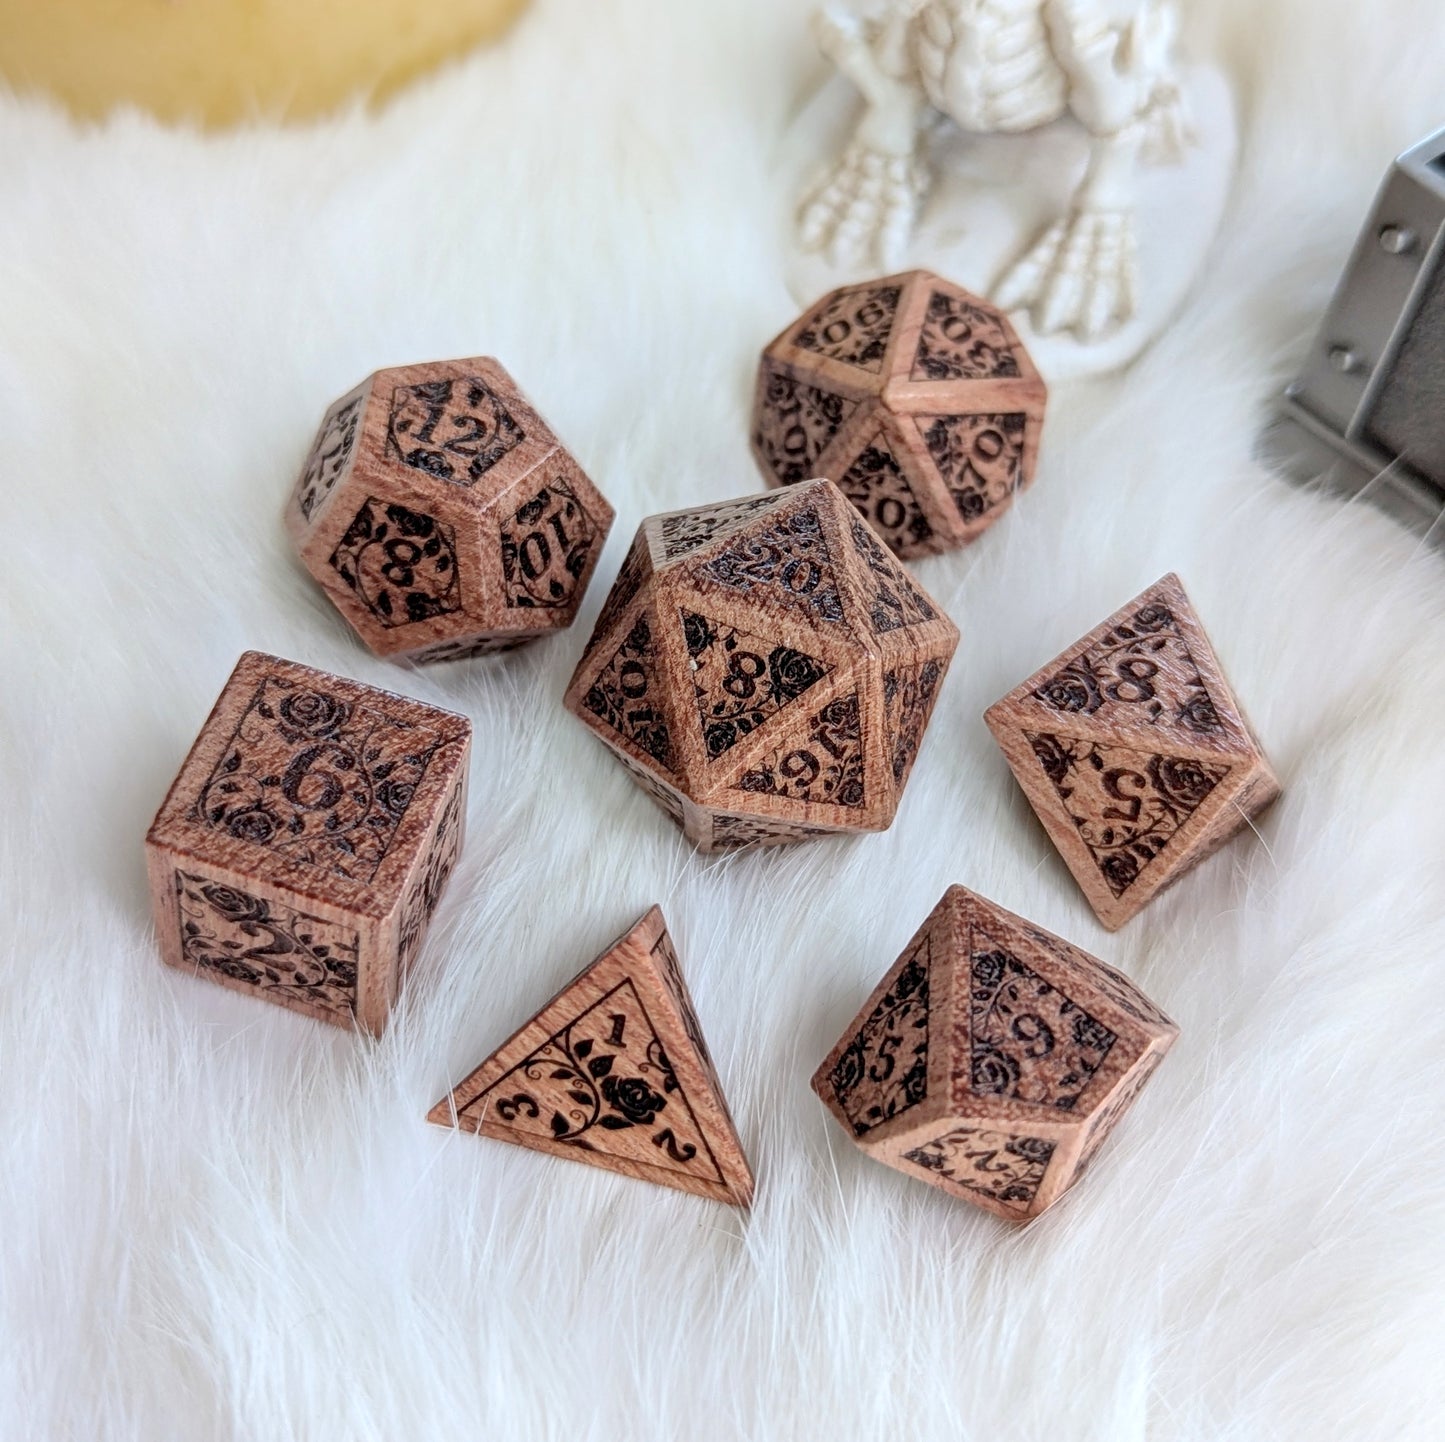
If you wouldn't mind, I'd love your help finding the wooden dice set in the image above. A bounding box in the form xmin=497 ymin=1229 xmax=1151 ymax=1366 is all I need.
xmin=143 ymin=272 xmax=1281 ymax=1222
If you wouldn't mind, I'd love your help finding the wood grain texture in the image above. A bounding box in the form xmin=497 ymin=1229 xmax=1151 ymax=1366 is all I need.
xmin=145 ymin=651 xmax=471 ymax=1034
xmin=563 ymin=478 xmax=960 ymax=851
xmin=811 ymin=885 xmax=1178 ymax=1222
xmin=428 ymin=906 xmax=754 ymax=1207
xmin=285 ymin=358 xmax=614 ymax=663
xmin=751 ymin=271 xmax=1046 ymax=558
xmin=984 ymin=574 xmax=1281 ymax=930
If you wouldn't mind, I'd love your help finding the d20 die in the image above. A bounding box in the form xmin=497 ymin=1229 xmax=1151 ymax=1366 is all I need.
xmin=812 ymin=886 xmax=1178 ymax=1222
xmin=429 ymin=905 xmax=754 ymax=1207
xmin=984 ymin=574 xmax=1282 ymax=931
xmin=145 ymin=651 xmax=471 ymax=1034
xmin=562 ymin=478 xmax=959 ymax=851
xmin=286 ymin=358 xmax=614 ymax=663
xmin=751 ymin=270 xmax=1046 ymax=558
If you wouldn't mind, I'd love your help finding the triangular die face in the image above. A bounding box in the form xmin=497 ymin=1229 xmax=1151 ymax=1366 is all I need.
xmin=708 ymin=812 xmax=841 ymax=848
xmin=656 ymin=493 xmax=788 ymax=562
xmin=910 ymin=287 xmax=1022 ymax=382
xmin=883 ymin=658 xmax=946 ymax=789
xmin=696 ymin=502 xmax=847 ymax=626
xmin=753 ymin=367 xmax=861 ymax=486
xmin=580 ymin=532 xmax=651 ymax=658
xmin=1024 ymin=731 xmax=1232 ymax=899
xmin=580 ymin=610 xmax=675 ymax=773
xmin=837 ymin=429 xmax=936 ymax=556
xmin=451 ymin=977 xmax=727 ymax=1187
xmin=847 ymin=515 xmax=939 ymax=636
xmin=794 ymin=280 xmax=904 ymax=374
xmin=963 ymin=922 xmax=1118 ymax=1112
xmin=732 ymin=692 xmax=866 ymax=810
xmin=913 ymin=413 xmax=1026 ymax=530
xmin=1029 ymin=588 xmax=1246 ymax=749
xmin=681 ymin=608 xmax=831 ymax=761
xmin=822 ymin=928 xmax=933 ymax=1137
xmin=900 ymin=1125 xmax=1057 ymax=1216
xmin=431 ymin=910 xmax=753 ymax=1206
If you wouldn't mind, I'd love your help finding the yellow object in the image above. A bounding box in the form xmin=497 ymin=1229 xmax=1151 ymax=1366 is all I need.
xmin=0 ymin=0 xmax=532 ymax=127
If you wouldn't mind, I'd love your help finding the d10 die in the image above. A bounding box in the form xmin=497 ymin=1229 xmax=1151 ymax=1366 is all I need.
xmin=145 ymin=651 xmax=471 ymax=1034
xmin=813 ymin=886 xmax=1178 ymax=1222
xmin=752 ymin=270 xmax=1046 ymax=558
xmin=286 ymin=358 xmax=614 ymax=663
xmin=563 ymin=478 xmax=959 ymax=851
xmin=984 ymin=574 xmax=1282 ymax=931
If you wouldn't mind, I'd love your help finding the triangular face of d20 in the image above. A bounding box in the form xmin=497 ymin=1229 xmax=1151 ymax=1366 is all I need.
xmin=579 ymin=609 xmax=676 ymax=774
xmin=837 ymin=428 xmax=937 ymax=557
xmin=846 ymin=514 xmax=940 ymax=637
xmin=751 ymin=366 xmax=861 ymax=488
xmin=429 ymin=907 xmax=754 ymax=1207
xmin=681 ymin=608 xmax=831 ymax=762
xmin=696 ymin=502 xmax=848 ymax=626
xmin=908 ymin=284 xmax=1023 ymax=383
xmin=793 ymin=280 xmax=904 ymax=375
xmin=655 ymin=493 xmax=789 ymax=562
xmin=732 ymin=692 xmax=867 ymax=811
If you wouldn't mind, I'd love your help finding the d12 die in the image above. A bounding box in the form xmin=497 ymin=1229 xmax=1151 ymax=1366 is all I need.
xmin=752 ymin=270 xmax=1046 ymax=559
xmin=812 ymin=886 xmax=1178 ymax=1222
xmin=286 ymin=358 xmax=614 ymax=663
xmin=563 ymin=479 xmax=959 ymax=850
xmin=145 ymin=651 xmax=471 ymax=1034
xmin=984 ymin=574 xmax=1282 ymax=931
xmin=429 ymin=905 xmax=754 ymax=1207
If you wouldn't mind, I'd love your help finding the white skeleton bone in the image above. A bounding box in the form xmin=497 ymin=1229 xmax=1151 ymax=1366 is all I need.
xmin=798 ymin=0 xmax=1190 ymax=342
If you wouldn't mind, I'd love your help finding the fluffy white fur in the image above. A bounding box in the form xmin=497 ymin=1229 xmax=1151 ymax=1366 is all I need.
xmin=3 ymin=2 xmax=1445 ymax=1437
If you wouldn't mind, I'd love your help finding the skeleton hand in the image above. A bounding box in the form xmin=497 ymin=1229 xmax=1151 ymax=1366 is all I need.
xmin=799 ymin=5 xmax=930 ymax=266
xmin=994 ymin=207 xmax=1138 ymax=341
xmin=799 ymin=139 xmax=930 ymax=267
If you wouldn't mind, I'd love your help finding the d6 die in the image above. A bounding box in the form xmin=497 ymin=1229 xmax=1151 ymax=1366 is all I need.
xmin=985 ymin=574 xmax=1282 ymax=930
xmin=752 ymin=270 xmax=1046 ymax=558
xmin=564 ymin=478 xmax=959 ymax=850
xmin=286 ymin=358 xmax=614 ymax=663
xmin=812 ymin=886 xmax=1178 ymax=1222
xmin=145 ymin=651 xmax=471 ymax=1034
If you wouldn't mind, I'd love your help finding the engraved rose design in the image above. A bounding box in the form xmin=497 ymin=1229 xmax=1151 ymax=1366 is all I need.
xmin=1029 ymin=733 xmax=1073 ymax=785
xmin=769 ymin=646 xmax=827 ymax=701
xmin=1036 ymin=667 xmax=1101 ymax=714
xmin=200 ymin=884 xmax=268 ymax=922
xmin=682 ymin=611 xmax=715 ymax=658
xmin=972 ymin=1045 xmax=1021 ymax=1094
xmin=1177 ymin=694 xmax=1222 ymax=733
xmin=830 ymin=1042 xmax=866 ymax=1096
xmin=1150 ymin=756 xmax=1219 ymax=808
xmin=226 ymin=808 xmax=279 ymax=845
xmin=1132 ymin=604 xmax=1174 ymax=632
xmin=277 ymin=691 xmax=346 ymax=736
xmin=1100 ymin=851 xmax=1140 ymax=893
xmin=376 ymin=780 xmax=416 ymax=817
xmin=601 ymin=1075 xmax=666 ymax=1125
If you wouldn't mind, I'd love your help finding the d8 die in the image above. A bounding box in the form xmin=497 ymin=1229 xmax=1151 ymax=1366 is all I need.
xmin=145 ymin=651 xmax=471 ymax=1034
xmin=563 ymin=478 xmax=959 ymax=850
xmin=985 ymin=574 xmax=1282 ymax=931
xmin=812 ymin=886 xmax=1178 ymax=1222
xmin=752 ymin=270 xmax=1046 ymax=558
xmin=286 ymin=358 xmax=614 ymax=663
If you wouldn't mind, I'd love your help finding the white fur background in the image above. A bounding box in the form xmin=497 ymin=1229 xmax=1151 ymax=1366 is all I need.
xmin=4 ymin=2 xmax=1445 ymax=1438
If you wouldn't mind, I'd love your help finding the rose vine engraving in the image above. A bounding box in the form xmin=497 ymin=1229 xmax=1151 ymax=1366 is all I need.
xmin=194 ymin=676 xmax=442 ymax=883
xmin=297 ymin=390 xmax=363 ymax=522
xmin=330 ymin=498 xmax=461 ymax=628
xmin=828 ymin=936 xmax=931 ymax=1136
xmin=501 ymin=478 xmax=598 ymax=610
xmin=919 ymin=413 xmax=1026 ymax=528
xmin=753 ymin=368 xmax=859 ymax=486
xmin=735 ymin=693 xmax=865 ymax=808
xmin=902 ymin=1127 xmax=1055 ymax=1211
xmin=795 ymin=282 xmax=902 ymax=372
xmin=387 ymin=375 xmax=524 ymax=485
xmin=583 ymin=611 xmax=674 ymax=770
xmin=839 ymin=435 xmax=935 ymax=555
xmin=699 ymin=504 xmax=846 ymax=624
xmin=1027 ymin=732 xmax=1230 ymax=896
xmin=911 ymin=290 xmax=1021 ymax=382
xmin=175 ymin=871 xmax=358 ymax=1019
xmin=682 ymin=609 xmax=830 ymax=760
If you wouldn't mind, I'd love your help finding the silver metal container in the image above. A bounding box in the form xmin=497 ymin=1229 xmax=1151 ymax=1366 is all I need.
xmin=1268 ymin=126 xmax=1445 ymax=539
